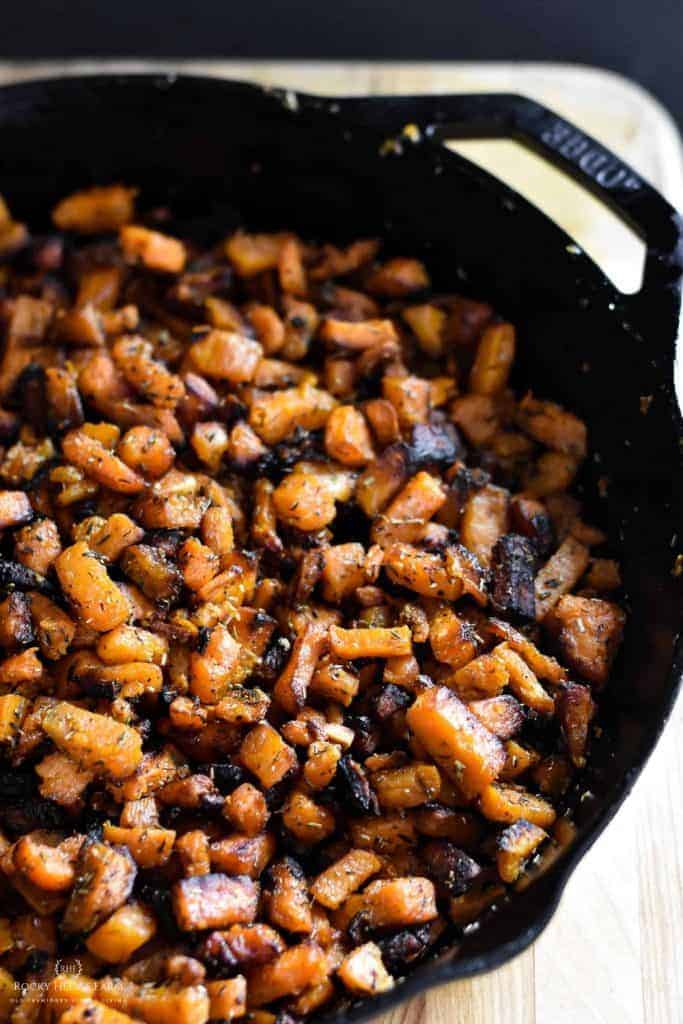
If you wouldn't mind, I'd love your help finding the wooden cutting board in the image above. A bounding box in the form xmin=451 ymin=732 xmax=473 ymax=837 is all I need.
xmin=1 ymin=59 xmax=681 ymax=1024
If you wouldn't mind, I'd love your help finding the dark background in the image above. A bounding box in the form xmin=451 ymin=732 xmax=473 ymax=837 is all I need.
xmin=2 ymin=1 xmax=682 ymax=128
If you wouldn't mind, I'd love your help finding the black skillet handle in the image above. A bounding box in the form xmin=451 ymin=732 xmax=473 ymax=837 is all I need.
xmin=335 ymin=92 xmax=683 ymax=307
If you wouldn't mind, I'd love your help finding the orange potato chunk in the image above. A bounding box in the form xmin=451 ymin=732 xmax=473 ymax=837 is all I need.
xmin=85 ymin=901 xmax=157 ymax=963
xmin=329 ymin=624 xmax=412 ymax=659
xmin=240 ymin=723 xmax=297 ymax=788
xmin=173 ymin=873 xmax=259 ymax=931
xmin=120 ymin=224 xmax=186 ymax=273
xmin=311 ymin=849 xmax=382 ymax=910
xmin=53 ymin=185 xmax=136 ymax=233
xmin=361 ymin=877 xmax=438 ymax=928
xmin=544 ymin=594 xmax=625 ymax=685
xmin=43 ymin=701 xmax=142 ymax=779
xmin=337 ymin=942 xmax=394 ymax=995
xmin=189 ymin=329 xmax=263 ymax=383
xmin=479 ymin=782 xmax=557 ymax=828
xmin=56 ymin=542 xmax=131 ymax=631
xmin=406 ymin=686 xmax=505 ymax=798
xmin=324 ymin=405 xmax=375 ymax=466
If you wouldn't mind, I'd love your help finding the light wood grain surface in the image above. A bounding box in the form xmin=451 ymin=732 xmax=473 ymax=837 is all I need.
xmin=1 ymin=59 xmax=681 ymax=1024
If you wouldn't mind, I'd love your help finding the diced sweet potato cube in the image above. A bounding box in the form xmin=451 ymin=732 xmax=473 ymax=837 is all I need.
xmin=264 ymin=858 xmax=313 ymax=934
xmin=310 ymin=238 xmax=379 ymax=280
xmin=356 ymin=445 xmax=409 ymax=517
xmin=129 ymin=984 xmax=211 ymax=1024
xmin=545 ymin=594 xmax=625 ymax=685
xmin=210 ymin=833 xmax=276 ymax=879
xmin=373 ymin=764 xmax=441 ymax=809
xmin=366 ymin=257 xmax=429 ymax=296
xmin=469 ymin=322 xmax=515 ymax=395
xmin=173 ymin=873 xmax=259 ymax=931
xmin=497 ymin=820 xmax=548 ymax=882
xmin=29 ymin=593 xmax=75 ymax=660
xmin=247 ymin=942 xmax=328 ymax=1006
xmin=363 ymin=397 xmax=400 ymax=446
xmin=97 ymin=624 xmax=167 ymax=666
xmin=43 ymin=702 xmax=142 ymax=779
xmin=384 ymin=543 xmax=466 ymax=602
xmin=240 ymin=723 xmax=297 ymax=788
xmin=225 ymin=231 xmax=286 ymax=276
xmin=53 ymin=185 xmax=136 ymax=233
xmin=337 ymin=941 xmax=394 ymax=995
xmin=382 ymin=374 xmax=431 ymax=429
xmin=207 ymin=977 xmax=247 ymax=1021
xmin=56 ymin=542 xmax=131 ymax=631
xmin=282 ymin=791 xmax=336 ymax=845
xmin=468 ymin=695 xmax=525 ymax=740
xmin=224 ymin=783 xmax=269 ymax=837
xmin=112 ymin=336 xmax=185 ymax=409
xmin=320 ymin=317 xmax=398 ymax=351
xmin=304 ymin=740 xmax=343 ymax=790
xmin=176 ymin=830 xmax=211 ymax=878
xmin=516 ymin=394 xmax=587 ymax=458
xmin=0 ymin=693 xmax=28 ymax=745
xmin=14 ymin=517 xmax=62 ymax=576
xmin=272 ymin=471 xmax=337 ymax=532
xmin=0 ymin=645 xmax=43 ymax=686
xmin=524 ymin=450 xmax=581 ymax=498
xmin=320 ymin=543 xmax=366 ymax=604
xmin=102 ymin=824 xmax=175 ymax=869
xmin=452 ymin=653 xmax=509 ymax=698
xmin=62 ymin=839 xmax=137 ymax=934
xmin=413 ymin=805 xmax=483 ymax=846
xmin=501 ymin=740 xmax=541 ymax=780
xmin=58 ymin=1001 xmax=140 ymax=1024
xmin=311 ymin=849 xmax=382 ymax=910
xmin=406 ymin=686 xmax=505 ymax=798
xmin=451 ymin=393 xmax=499 ymax=446
xmin=88 ymin=514 xmax=145 ymax=562
xmin=36 ymin=750 xmax=94 ymax=807
xmin=478 ymin=783 xmax=557 ymax=828
xmin=329 ymin=624 xmax=412 ymax=660
xmin=12 ymin=833 xmax=75 ymax=892
xmin=324 ymin=405 xmax=375 ymax=466
xmin=120 ymin=224 xmax=186 ymax=273
xmin=0 ymin=490 xmax=32 ymax=529
xmin=190 ymin=623 xmax=242 ymax=703
xmin=0 ymin=592 xmax=33 ymax=651
xmin=460 ymin=483 xmax=509 ymax=567
xmin=428 ymin=604 xmax=479 ymax=669
xmin=371 ymin=471 xmax=446 ymax=546
xmin=556 ymin=682 xmax=596 ymax=767
xmin=492 ymin=643 xmax=555 ymax=716
xmin=402 ymin=303 xmax=446 ymax=357
xmin=274 ymin=621 xmax=328 ymax=714
xmin=85 ymin=901 xmax=157 ymax=962
xmin=249 ymin=383 xmax=337 ymax=445
xmin=487 ymin=617 xmax=568 ymax=684
xmin=116 ymin=425 xmax=175 ymax=479
xmin=189 ymin=329 xmax=262 ymax=384
xmin=535 ymin=537 xmax=591 ymax=619
xmin=362 ymin=877 xmax=438 ymax=928
xmin=121 ymin=543 xmax=182 ymax=605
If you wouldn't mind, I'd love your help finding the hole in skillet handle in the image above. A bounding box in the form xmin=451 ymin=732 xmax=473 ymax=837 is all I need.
xmin=332 ymin=91 xmax=683 ymax=412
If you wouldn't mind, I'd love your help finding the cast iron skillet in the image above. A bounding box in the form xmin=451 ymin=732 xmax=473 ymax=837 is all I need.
xmin=1 ymin=74 xmax=682 ymax=1018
